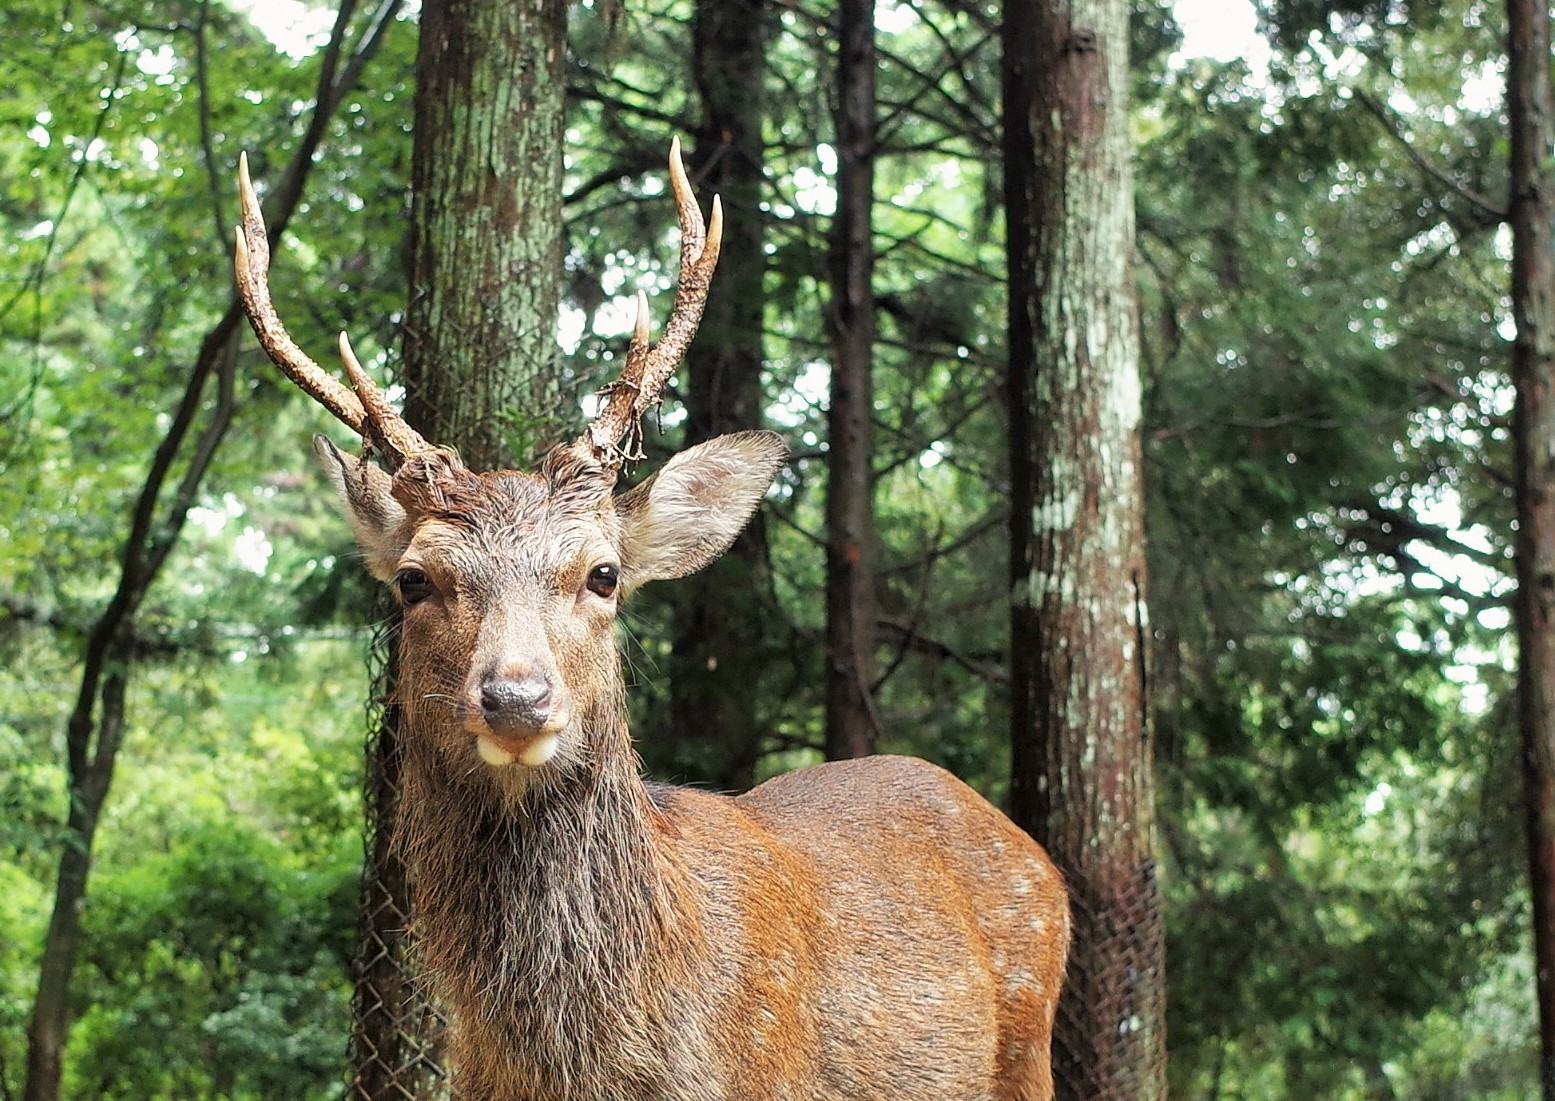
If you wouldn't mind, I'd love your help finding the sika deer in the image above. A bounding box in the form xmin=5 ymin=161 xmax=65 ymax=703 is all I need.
xmin=234 ymin=143 xmax=1068 ymax=1101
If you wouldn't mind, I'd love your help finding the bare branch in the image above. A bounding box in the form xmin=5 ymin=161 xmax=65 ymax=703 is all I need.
xmin=877 ymin=617 xmax=1007 ymax=683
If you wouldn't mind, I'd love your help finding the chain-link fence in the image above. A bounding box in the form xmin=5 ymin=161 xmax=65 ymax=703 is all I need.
xmin=346 ymin=616 xmax=447 ymax=1100
xmin=340 ymin=616 xmax=1163 ymax=1101
xmin=1051 ymin=857 xmax=1168 ymax=1101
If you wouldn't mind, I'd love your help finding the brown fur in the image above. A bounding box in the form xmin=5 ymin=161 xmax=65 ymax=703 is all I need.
xmin=320 ymin=431 xmax=1069 ymax=1101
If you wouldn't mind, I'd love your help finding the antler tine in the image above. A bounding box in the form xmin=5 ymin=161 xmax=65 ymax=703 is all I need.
xmin=586 ymin=138 xmax=724 ymax=464
xmin=234 ymin=155 xmax=366 ymax=435
xmin=233 ymin=153 xmax=429 ymax=466
xmin=337 ymin=332 xmax=433 ymax=461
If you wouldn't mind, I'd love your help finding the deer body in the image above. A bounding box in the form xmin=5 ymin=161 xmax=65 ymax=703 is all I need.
xmin=402 ymin=693 xmax=1065 ymax=1101
xmin=234 ymin=144 xmax=1067 ymax=1101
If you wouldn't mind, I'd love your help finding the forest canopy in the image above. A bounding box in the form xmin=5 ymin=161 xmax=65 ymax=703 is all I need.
xmin=0 ymin=1 xmax=1537 ymax=1099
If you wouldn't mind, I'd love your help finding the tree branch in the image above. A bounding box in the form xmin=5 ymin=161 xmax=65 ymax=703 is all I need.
xmin=23 ymin=5 xmax=405 ymax=1096
xmin=1351 ymin=87 xmax=1507 ymax=225
xmin=877 ymin=616 xmax=1007 ymax=683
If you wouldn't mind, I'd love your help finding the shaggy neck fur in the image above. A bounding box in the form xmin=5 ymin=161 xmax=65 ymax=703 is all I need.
xmin=394 ymin=686 xmax=710 ymax=1100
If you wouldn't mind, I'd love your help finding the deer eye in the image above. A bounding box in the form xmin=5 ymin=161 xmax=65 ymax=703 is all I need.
xmin=395 ymin=568 xmax=435 ymax=605
xmin=586 ymin=564 xmax=619 ymax=599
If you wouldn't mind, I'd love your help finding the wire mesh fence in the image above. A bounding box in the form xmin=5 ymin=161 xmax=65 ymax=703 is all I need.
xmin=339 ymin=613 xmax=1163 ymax=1100
xmin=346 ymin=614 xmax=448 ymax=1100
xmin=1051 ymin=856 xmax=1168 ymax=1101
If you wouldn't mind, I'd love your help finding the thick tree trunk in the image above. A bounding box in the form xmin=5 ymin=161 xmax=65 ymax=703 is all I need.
xmin=658 ymin=0 xmax=771 ymax=792
xmin=403 ymin=0 xmax=567 ymax=465
xmin=823 ymin=0 xmax=879 ymax=762
xmin=1002 ymin=2 xmax=1166 ymax=1099
xmin=349 ymin=1 xmax=566 ymax=1095
xmin=1508 ymin=0 xmax=1555 ymax=1094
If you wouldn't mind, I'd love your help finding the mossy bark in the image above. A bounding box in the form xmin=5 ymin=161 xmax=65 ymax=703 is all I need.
xmin=403 ymin=0 xmax=567 ymax=466
xmin=1003 ymin=1 xmax=1166 ymax=1097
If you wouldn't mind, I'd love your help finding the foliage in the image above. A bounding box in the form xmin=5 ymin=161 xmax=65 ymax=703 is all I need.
xmin=1138 ymin=4 xmax=1527 ymax=1094
xmin=0 ymin=0 xmax=1537 ymax=1098
xmin=69 ymin=801 xmax=357 ymax=1100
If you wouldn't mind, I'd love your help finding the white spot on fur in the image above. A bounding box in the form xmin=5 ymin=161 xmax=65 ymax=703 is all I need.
xmin=477 ymin=736 xmax=516 ymax=766
xmin=520 ymin=733 xmax=561 ymax=767
xmin=1006 ymin=967 xmax=1041 ymax=994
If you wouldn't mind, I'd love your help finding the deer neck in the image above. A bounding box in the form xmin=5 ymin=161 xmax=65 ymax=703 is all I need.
xmin=393 ymin=692 xmax=703 ymax=1087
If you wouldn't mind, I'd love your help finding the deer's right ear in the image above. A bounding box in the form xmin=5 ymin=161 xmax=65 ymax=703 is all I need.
xmin=314 ymin=435 xmax=409 ymax=581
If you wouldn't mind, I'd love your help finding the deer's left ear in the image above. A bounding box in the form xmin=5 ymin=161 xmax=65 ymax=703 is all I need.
xmin=315 ymin=435 xmax=410 ymax=581
xmin=614 ymin=430 xmax=787 ymax=593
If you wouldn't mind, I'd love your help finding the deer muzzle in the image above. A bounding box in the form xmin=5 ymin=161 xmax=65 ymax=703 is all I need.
xmin=470 ymin=670 xmax=571 ymax=768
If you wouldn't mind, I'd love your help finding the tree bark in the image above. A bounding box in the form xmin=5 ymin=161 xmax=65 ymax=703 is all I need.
xmin=20 ymin=4 xmax=393 ymax=1094
xmin=1002 ymin=1 xmax=1166 ymax=1098
xmin=657 ymin=0 xmax=772 ymax=792
xmin=1508 ymin=0 xmax=1555 ymax=1094
xmin=23 ymin=662 xmax=129 ymax=1101
xmin=823 ymin=0 xmax=879 ymax=762
xmin=349 ymin=0 xmax=566 ymax=1095
xmin=403 ymin=0 xmax=568 ymax=465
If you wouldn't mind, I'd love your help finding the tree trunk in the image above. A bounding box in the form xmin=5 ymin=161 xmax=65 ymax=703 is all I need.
xmin=403 ymin=0 xmax=567 ymax=464
xmin=823 ymin=0 xmax=879 ymax=762
xmin=1002 ymin=2 xmax=1166 ymax=1099
xmin=349 ymin=0 xmax=566 ymax=1095
xmin=1508 ymin=0 xmax=1555 ymax=1094
xmin=24 ymin=662 xmax=128 ymax=1101
xmin=657 ymin=0 xmax=772 ymax=792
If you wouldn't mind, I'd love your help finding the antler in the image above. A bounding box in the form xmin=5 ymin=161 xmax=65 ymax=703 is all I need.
xmin=233 ymin=152 xmax=430 ymax=466
xmin=585 ymin=137 xmax=724 ymax=465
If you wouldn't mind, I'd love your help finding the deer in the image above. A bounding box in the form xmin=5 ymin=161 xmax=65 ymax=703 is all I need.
xmin=232 ymin=141 xmax=1068 ymax=1101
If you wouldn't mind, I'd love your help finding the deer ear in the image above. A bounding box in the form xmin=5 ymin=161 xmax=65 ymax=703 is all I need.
xmin=615 ymin=430 xmax=787 ymax=592
xmin=314 ymin=435 xmax=409 ymax=581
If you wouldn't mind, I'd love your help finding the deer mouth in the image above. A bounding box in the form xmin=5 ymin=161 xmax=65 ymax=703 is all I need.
xmin=467 ymin=712 xmax=570 ymax=769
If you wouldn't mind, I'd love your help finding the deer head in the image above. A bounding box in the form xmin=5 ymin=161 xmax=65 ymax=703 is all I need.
xmin=234 ymin=143 xmax=787 ymax=783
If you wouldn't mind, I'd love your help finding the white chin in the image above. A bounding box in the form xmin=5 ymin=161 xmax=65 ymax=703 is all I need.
xmin=519 ymin=732 xmax=561 ymax=767
xmin=476 ymin=736 xmax=516 ymax=767
xmin=476 ymin=733 xmax=561 ymax=769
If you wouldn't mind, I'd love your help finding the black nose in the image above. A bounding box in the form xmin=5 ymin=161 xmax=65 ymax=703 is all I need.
xmin=480 ymin=674 xmax=553 ymax=733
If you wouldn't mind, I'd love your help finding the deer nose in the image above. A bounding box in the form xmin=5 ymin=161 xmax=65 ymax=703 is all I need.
xmin=480 ymin=674 xmax=553 ymax=734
